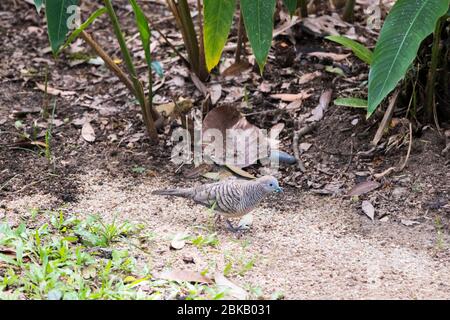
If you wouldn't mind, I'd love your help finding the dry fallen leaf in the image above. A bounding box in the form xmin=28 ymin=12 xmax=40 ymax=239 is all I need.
xmin=302 ymin=14 xmax=348 ymax=37
xmin=361 ymin=200 xmax=375 ymax=221
xmin=270 ymin=90 xmax=313 ymax=102
xmin=298 ymin=71 xmax=322 ymax=85
xmin=81 ymin=121 xmax=96 ymax=142
xmin=209 ymin=84 xmax=222 ymax=105
xmin=347 ymin=180 xmax=381 ymax=196
xmin=170 ymin=232 xmax=187 ymax=250
xmin=306 ymin=89 xmax=333 ymax=122
xmin=202 ymin=104 xmax=270 ymax=168
xmin=36 ymin=83 xmax=76 ymax=96
xmin=401 ymin=219 xmax=420 ymax=227
xmin=307 ymin=52 xmax=351 ymax=61
xmin=158 ymin=270 xmax=213 ymax=284
xmin=221 ymin=60 xmax=252 ymax=77
xmin=214 ymin=272 xmax=248 ymax=299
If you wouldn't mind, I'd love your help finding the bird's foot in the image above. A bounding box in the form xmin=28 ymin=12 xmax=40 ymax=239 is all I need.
xmin=225 ymin=219 xmax=249 ymax=234
xmin=214 ymin=214 xmax=222 ymax=225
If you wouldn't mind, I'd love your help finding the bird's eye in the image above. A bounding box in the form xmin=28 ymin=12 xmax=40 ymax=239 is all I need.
xmin=269 ymin=183 xmax=273 ymax=187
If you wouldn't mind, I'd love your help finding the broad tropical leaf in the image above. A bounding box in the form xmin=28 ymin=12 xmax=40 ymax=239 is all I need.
xmin=241 ymin=0 xmax=277 ymax=73
xmin=45 ymin=0 xmax=80 ymax=55
xmin=367 ymin=0 xmax=449 ymax=117
xmin=203 ymin=0 xmax=236 ymax=71
xmin=283 ymin=0 xmax=297 ymax=15
xmin=326 ymin=35 xmax=373 ymax=65
xmin=62 ymin=7 xmax=107 ymax=52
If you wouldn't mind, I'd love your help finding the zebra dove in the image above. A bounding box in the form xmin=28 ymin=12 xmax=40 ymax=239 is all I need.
xmin=152 ymin=175 xmax=283 ymax=231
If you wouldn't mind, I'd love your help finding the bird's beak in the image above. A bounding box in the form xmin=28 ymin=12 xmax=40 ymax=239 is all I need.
xmin=275 ymin=187 xmax=283 ymax=193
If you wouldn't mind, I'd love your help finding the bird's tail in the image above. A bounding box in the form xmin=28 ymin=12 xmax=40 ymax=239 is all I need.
xmin=152 ymin=188 xmax=192 ymax=198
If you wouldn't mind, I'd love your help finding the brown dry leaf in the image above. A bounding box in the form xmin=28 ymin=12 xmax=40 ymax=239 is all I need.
xmin=190 ymin=72 xmax=208 ymax=97
xmin=271 ymin=89 xmax=313 ymax=102
xmin=270 ymin=123 xmax=285 ymax=137
xmin=81 ymin=121 xmax=96 ymax=142
xmin=221 ymin=60 xmax=252 ymax=77
xmin=302 ymin=14 xmax=348 ymax=36
xmin=347 ymin=180 xmax=381 ymax=196
xmin=209 ymin=84 xmax=222 ymax=105
xmin=401 ymin=219 xmax=420 ymax=227
xmin=285 ymin=99 xmax=303 ymax=111
xmin=259 ymin=81 xmax=272 ymax=93
xmin=155 ymin=102 xmax=175 ymax=116
xmin=225 ymin=164 xmax=255 ymax=179
xmin=298 ymin=71 xmax=322 ymax=85
xmin=214 ymin=272 xmax=248 ymax=300
xmin=306 ymin=89 xmax=333 ymax=122
xmin=202 ymin=104 xmax=269 ymax=168
xmin=273 ymin=16 xmax=301 ymax=37
xmin=299 ymin=142 xmax=312 ymax=152
xmin=202 ymin=169 xmax=233 ymax=181
xmin=158 ymin=270 xmax=213 ymax=284
xmin=308 ymin=52 xmax=350 ymax=61
xmin=184 ymin=163 xmax=214 ymax=179
xmin=361 ymin=200 xmax=375 ymax=221
xmin=36 ymin=83 xmax=76 ymax=96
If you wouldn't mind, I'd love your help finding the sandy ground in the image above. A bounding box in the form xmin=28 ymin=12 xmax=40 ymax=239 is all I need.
xmin=3 ymin=170 xmax=449 ymax=299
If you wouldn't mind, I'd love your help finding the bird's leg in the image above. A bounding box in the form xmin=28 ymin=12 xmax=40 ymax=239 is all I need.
xmin=214 ymin=214 xmax=222 ymax=225
xmin=225 ymin=219 xmax=248 ymax=233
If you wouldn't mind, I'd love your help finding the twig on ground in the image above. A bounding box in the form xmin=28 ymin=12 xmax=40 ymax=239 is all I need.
xmin=372 ymin=89 xmax=399 ymax=146
xmin=398 ymin=122 xmax=413 ymax=171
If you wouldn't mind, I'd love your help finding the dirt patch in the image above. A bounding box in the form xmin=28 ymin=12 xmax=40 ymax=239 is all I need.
xmin=2 ymin=170 xmax=449 ymax=299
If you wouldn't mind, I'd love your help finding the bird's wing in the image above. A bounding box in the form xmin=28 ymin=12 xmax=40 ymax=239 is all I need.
xmin=191 ymin=179 xmax=243 ymax=213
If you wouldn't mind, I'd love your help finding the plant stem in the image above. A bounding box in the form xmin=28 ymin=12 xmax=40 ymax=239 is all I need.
xmin=103 ymin=0 xmax=158 ymax=141
xmin=80 ymin=31 xmax=160 ymax=125
xmin=80 ymin=31 xmax=135 ymax=96
xmin=297 ymin=0 xmax=308 ymax=18
xmin=235 ymin=9 xmax=244 ymax=63
xmin=166 ymin=0 xmax=208 ymax=81
xmin=343 ymin=0 xmax=356 ymax=22
xmin=196 ymin=0 xmax=208 ymax=80
xmin=425 ymin=16 xmax=444 ymax=123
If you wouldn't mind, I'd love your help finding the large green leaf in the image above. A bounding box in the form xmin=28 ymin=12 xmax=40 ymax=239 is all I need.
xmin=326 ymin=35 xmax=373 ymax=65
xmin=61 ymin=7 xmax=107 ymax=53
xmin=129 ymin=0 xmax=152 ymax=70
xmin=203 ymin=0 xmax=236 ymax=71
xmin=283 ymin=0 xmax=297 ymax=15
xmin=367 ymin=0 xmax=449 ymax=117
xmin=241 ymin=0 xmax=276 ymax=73
xmin=45 ymin=0 xmax=80 ymax=55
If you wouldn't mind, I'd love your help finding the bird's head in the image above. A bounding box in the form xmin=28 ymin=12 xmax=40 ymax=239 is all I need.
xmin=257 ymin=176 xmax=283 ymax=193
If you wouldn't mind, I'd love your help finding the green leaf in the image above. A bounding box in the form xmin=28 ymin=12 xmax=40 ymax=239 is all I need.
xmin=283 ymin=0 xmax=297 ymax=15
xmin=33 ymin=0 xmax=44 ymax=14
xmin=129 ymin=0 xmax=152 ymax=71
xmin=241 ymin=0 xmax=276 ymax=73
xmin=203 ymin=0 xmax=236 ymax=71
xmin=45 ymin=0 xmax=80 ymax=55
xmin=367 ymin=0 xmax=449 ymax=117
xmin=334 ymin=97 xmax=368 ymax=108
xmin=61 ymin=7 xmax=107 ymax=53
xmin=325 ymin=35 xmax=373 ymax=65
